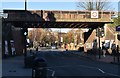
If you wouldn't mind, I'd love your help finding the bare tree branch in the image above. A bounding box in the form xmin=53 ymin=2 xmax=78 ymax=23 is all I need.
xmin=76 ymin=0 xmax=112 ymax=11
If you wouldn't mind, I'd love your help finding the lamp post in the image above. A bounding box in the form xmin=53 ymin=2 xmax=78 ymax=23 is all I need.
xmin=23 ymin=27 xmax=27 ymax=57
xmin=24 ymin=0 xmax=28 ymax=67
xmin=25 ymin=0 xmax=27 ymax=11
xmin=24 ymin=0 xmax=27 ymax=57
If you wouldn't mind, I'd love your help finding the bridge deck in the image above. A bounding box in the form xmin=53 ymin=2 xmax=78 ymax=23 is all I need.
xmin=3 ymin=10 xmax=114 ymax=28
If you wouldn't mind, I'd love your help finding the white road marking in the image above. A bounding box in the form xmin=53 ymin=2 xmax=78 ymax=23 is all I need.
xmin=36 ymin=51 xmax=120 ymax=77
xmin=47 ymin=65 xmax=120 ymax=77
xmin=98 ymin=68 xmax=105 ymax=73
xmin=52 ymin=71 xmax=55 ymax=77
xmin=47 ymin=69 xmax=55 ymax=77
xmin=106 ymin=72 xmax=120 ymax=77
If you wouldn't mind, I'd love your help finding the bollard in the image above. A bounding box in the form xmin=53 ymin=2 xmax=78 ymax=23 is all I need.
xmin=32 ymin=57 xmax=47 ymax=78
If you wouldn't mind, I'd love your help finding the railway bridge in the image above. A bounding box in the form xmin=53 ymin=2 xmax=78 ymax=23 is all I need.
xmin=2 ymin=10 xmax=115 ymax=56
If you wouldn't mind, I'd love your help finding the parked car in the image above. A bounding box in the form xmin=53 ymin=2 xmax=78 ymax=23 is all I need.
xmin=51 ymin=45 xmax=57 ymax=49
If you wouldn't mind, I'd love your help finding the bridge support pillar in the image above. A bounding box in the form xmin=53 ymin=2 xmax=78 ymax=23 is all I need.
xmin=84 ymin=28 xmax=94 ymax=52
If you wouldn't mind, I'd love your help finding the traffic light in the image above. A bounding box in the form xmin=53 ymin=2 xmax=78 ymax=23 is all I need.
xmin=22 ymin=28 xmax=28 ymax=36
xmin=117 ymin=34 xmax=120 ymax=41
xmin=96 ymin=28 xmax=100 ymax=37
xmin=100 ymin=27 xmax=104 ymax=37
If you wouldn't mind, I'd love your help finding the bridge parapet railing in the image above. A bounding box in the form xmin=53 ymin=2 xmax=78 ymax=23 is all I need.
xmin=43 ymin=10 xmax=115 ymax=22
xmin=3 ymin=10 xmax=44 ymax=22
xmin=3 ymin=10 xmax=115 ymax=23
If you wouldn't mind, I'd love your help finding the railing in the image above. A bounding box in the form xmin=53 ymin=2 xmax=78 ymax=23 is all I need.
xmin=3 ymin=10 xmax=115 ymax=23
xmin=43 ymin=10 xmax=115 ymax=22
xmin=3 ymin=10 xmax=43 ymax=22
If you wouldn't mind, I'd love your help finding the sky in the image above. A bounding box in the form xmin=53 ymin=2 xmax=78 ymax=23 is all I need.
xmin=1 ymin=1 xmax=119 ymax=32
xmin=2 ymin=2 xmax=118 ymax=11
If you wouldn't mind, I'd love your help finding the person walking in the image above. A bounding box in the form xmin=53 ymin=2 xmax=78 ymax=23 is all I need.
xmin=93 ymin=39 xmax=97 ymax=49
xmin=92 ymin=39 xmax=97 ymax=55
xmin=116 ymin=45 xmax=119 ymax=63
xmin=111 ymin=41 xmax=116 ymax=62
xmin=66 ymin=44 xmax=68 ymax=51
xmin=102 ymin=42 xmax=106 ymax=57
xmin=36 ymin=47 xmax=38 ymax=51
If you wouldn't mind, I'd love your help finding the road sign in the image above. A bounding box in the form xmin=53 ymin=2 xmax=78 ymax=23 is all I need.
xmin=91 ymin=11 xmax=99 ymax=18
xmin=116 ymin=25 xmax=120 ymax=31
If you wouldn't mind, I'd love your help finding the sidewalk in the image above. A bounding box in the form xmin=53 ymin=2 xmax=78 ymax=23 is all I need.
xmin=70 ymin=51 xmax=120 ymax=64
xmin=2 ymin=55 xmax=55 ymax=77
xmin=2 ymin=55 xmax=32 ymax=77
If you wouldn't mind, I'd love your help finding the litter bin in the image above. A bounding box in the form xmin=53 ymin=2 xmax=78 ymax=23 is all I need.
xmin=32 ymin=57 xmax=47 ymax=78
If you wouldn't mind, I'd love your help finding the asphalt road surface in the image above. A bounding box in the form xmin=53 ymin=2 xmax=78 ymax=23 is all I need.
xmin=33 ymin=50 xmax=120 ymax=78
xmin=2 ymin=48 xmax=120 ymax=78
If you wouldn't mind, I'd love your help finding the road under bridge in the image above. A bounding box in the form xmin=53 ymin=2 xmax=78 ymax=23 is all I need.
xmin=2 ymin=9 xmax=115 ymax=56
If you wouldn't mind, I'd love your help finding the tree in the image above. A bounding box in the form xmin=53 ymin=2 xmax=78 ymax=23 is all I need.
xmin=107 ymin=15 xmax=120 ymax=27
xmin=28 ymin=28 xmax=57 ymax=46
xmin=77 ymin=0 xmax=112 ymax=11
xmin=112 ymin=17 xmax=120 ymax=26
xmin=28 ymin=28 xmax=43 ymax=42
xmin=64 ymin=35 xmax=69 ymax=43
xmin=65 ymin=29 xmax=74 ymax=44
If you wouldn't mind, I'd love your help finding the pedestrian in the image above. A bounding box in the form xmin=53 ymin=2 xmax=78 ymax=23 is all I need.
xmin=93 ymin=39 xmax=97 ymax=49
xmin=66 ymin=44 xmax=68 ymax=51
xmin=30 ymin=49 xmax=32 ymax=54
xmin=111 ymin=41 xmax=116 ymax=62
xmin=102 ymin=42 xmax=106 ymax=57
xmin=92 ymin=39 xmax=97 ymax=55
xmin=116 ymin=45 xmax=119 ymax=63
xmin=36 ymin=47 xmax=38 ymax=51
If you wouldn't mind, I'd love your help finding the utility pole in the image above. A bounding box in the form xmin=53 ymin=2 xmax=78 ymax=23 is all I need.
xmin=25 ymin=0 xmax=27 ymax=11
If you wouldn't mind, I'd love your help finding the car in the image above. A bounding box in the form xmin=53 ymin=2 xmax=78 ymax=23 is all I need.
xmin=51 ymin=45 xmax=56 ymax=49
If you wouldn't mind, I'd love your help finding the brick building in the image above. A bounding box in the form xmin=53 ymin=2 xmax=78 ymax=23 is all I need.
xmin=2 ymin=23 xmax=24 ymax=58
xmin=84 ymin=24 xmax=119 ymax=53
